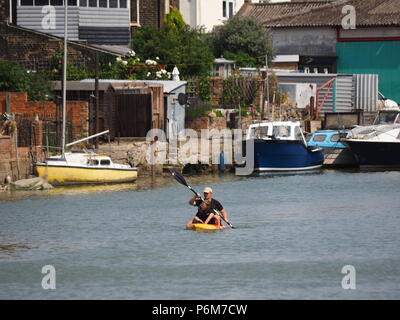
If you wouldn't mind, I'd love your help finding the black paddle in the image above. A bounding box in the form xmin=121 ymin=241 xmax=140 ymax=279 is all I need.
xmin=170 ymin=169 xmax=235 ymax=229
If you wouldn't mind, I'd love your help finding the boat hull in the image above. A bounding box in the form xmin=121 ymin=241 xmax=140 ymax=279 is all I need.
xmin=35 ymin=165 xmax=138 ymax=184
xmin=343 ymin=140 xmax=400 ymax=168
xmin=250 ymin=139 xmax=324 ymax=172
xmin=189 ymin=223 xmax=225 ymax=231
xmin=322 ymin=147 xmax=358 ymax=167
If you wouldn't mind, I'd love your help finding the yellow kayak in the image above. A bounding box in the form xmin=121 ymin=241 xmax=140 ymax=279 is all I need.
xmin=189 ymin=223 xmax=225 ymax=231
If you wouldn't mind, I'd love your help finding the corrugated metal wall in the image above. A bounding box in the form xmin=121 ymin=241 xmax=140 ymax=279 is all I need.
xmin=277 ymin=73 xmax=378 ymax=113
xmin=79 ymin=8 xmax=129 ymax=27
xmin=353 ymin=74 xmax=379 ymax=112
xmin=335 ymin=75 xmax=354 ymax=112
xmin=17 ymin=7 xmax=129 ymax=42
xmin=17 ymin=7 xmax=79 ymax=40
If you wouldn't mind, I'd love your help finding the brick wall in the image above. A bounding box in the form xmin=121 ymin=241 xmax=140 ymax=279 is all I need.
xmin=0 ymin=23 xmax=95 ymax=73
xmin=0 ymin=0 xmax=8 ymax=23
xmin=0 ymin=135 xmax=33 ymax=182
xmin=134 ymin=0 xmax=180 ymax=28
xmin=0 ymin=92 xmax=89 ymax=140
xmin=185 ymin=116 xmax=228 ymax=134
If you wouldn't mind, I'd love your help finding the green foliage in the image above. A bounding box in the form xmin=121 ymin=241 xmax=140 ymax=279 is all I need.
xmin=209 ymin=17 xmax=274 ymax=67
xmin=222 ymin=73 xmax=259 ymax=108
xmin=0 ymin=59 xmax=53 ymax=101
xmin=0 ymin=59 xmax=31 ymax=92
xmin=164 ymin=8 xmax=186 ymax=31
xmin=198 ymin=77 xmax=211 ymax=101
xmin=213 ymin=109 xmax=224 ymax=117
xmin=186 ymin=101 xmax=213 ymax=120
xmin=240 ymin=107 xmax=249 ymax=117
xmin=267 ymin=71 xmax=288 ymax=105
xmin=131 ymin=11 xmax=215 ymax=79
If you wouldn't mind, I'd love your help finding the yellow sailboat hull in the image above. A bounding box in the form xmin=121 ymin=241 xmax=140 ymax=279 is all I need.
xmin=35 ymin=165 xmax=138 ymax=185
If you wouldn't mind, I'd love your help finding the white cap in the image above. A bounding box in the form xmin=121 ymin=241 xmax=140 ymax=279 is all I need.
xmin=203 ymin=187 xmax=213 ymax=193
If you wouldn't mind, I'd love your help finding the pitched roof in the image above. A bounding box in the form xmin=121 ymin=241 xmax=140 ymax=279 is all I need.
xmin=236 ymin=0 xmax=400 ymax=28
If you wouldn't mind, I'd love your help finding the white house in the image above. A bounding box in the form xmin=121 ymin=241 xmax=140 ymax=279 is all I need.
xmin=179 ymin=0 xmax=245 ymax=32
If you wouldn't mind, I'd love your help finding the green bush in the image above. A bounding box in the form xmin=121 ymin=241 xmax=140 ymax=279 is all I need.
xmin=186 ymin=101 xmax=213 ymax=120
xmin=0 ymin=59 xmax=53 ymax=101
xmin=209 ymin=17 xmax=274 ymax=68
xmin=213 ymin=109 xmax=224 ymax=117
xmin=131 ymin=10 xmax=215 ymax=78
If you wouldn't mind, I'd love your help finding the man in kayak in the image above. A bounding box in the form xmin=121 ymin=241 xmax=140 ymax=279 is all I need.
xmin=186 ymin=200 xmax=221 ymax=229
xmin=188 ymin=187 xmax=230 ymax=225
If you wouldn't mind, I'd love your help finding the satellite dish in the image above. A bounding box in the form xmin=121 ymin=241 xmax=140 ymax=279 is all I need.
xmin=178 ymin=93 xmax=188 ymax=106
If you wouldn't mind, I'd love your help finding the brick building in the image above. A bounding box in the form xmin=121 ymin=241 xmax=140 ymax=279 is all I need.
xmin=0 ymin=0 xmax=130 ymax=72
xmin=237 ymin=0 xmax=400 ymax=103
xmin=131 ymin=0 xmax=180 ymax=29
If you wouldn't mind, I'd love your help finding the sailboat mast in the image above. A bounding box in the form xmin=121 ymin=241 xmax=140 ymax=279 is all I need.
xmin=61 ymin=0 xmax=68 ymax=155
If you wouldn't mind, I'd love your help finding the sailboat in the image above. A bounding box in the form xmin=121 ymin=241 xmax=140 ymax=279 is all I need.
xmin=35 ymin=3 xmax=138 ymax=185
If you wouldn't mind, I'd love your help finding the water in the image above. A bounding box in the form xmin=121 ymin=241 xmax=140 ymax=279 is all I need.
xmin=0 ymin=170 xmax=399 ymax=299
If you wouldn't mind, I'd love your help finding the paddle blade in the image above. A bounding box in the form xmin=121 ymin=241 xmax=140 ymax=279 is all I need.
xmin=170 ymin=169 xmax=189 ymax=187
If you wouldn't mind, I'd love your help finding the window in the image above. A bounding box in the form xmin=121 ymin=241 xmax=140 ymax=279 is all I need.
xmin=222 ymin=1 xmax=226 ymax=18
xmin=89 ymin=0 xmax=97 ymax=7
xmin=229 ymin=2 xmax=233 ymax=18
xmin=79 ymin=0 xmax=87 ymax=6
xmin=254 ymin=126 xmax=269 ymax=139
xmin=330 ymin=134 xmax=340 ymax=142
xmin=273 ymin=126 xmax=291 ymax=138
xmin=294 ymin=127 xmax=303 ymax=141
xmin=50 ymin=0 xmax=63 ymax=5
xmin=100 ymin=159 xmax=111 ymax=165
xmin=88 ymin=159 xmax=99 ymax=166
xmin=35 ymin=0 xmax=49 ymax=5
xmin=21 ymin=0 xmax=34 ymax=5
xmin=68 ymin=0 xmax=77 ymax=5
xmin=99 ymin=0 xmax=107 ymax=7
xmin=312 ymin=134 xmax=327 ymax=142
xmin=109 ymin=0 xmax=117 ymax=7
xmin=120 ymin=0 xmax=127 ymax=8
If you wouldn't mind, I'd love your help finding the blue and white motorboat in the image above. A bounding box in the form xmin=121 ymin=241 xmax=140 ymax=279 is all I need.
xmin=244 ymin=121 xmax=324 ymax=172
xmin=307 ymin=129 xmax=357 ymax=167
xmin=342 ymin=107 xmax=400 ymax=168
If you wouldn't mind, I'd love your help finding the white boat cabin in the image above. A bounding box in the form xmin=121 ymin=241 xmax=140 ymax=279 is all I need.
xmin=246 ymin=121 xmax=307 ymax=144
xmin=45 ymin=151 xmax=131 ymax=169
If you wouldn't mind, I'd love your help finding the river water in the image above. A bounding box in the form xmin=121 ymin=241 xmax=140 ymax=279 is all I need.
xmin=0 ymin=170 xmax=399 ymax=299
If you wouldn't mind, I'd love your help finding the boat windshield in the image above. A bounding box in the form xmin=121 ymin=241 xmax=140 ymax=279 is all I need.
xmin=312 ymin=134 xmax=327 ymax=142
xmin=294 ymin=126 xmax=304 ymax=141
xmin=272 ymin=125 xmax=291 ymax=138
xmin=253 ymin=126 xmax=269 ymax=138
xmin=374 ymin=111 xmax=399 ymax=125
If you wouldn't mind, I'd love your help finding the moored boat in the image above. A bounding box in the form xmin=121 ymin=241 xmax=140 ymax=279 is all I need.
xmin=244 ymin=121 xmax=324 ymax=172
xmin=342 ymin=106 xmax=400 ymax=168
xmin=35 ymin=151 xmax=138 ymax=185
xmin=307 ymin=129 xmax=357 ymax=167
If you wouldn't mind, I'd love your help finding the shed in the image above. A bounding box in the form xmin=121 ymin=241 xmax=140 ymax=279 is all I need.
xmin=213 ymin=58 xmax=236 ymax=78
xmin=142 ymin=80 xmax=187 ymax=139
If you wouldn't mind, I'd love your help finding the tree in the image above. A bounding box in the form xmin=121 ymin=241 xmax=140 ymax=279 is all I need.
xmin=0 ymin=59 xmax=53 ymax=101
xmin=209 ymin=17 xmax=274 ymax=68
xmin=130 ymin=9 xmax=215 ymax=78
